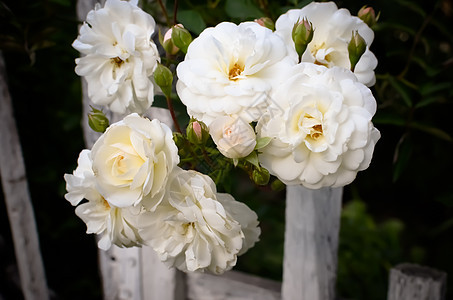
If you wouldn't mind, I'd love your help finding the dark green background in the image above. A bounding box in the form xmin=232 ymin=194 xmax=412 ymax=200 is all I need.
xmin=0 ymin=0 xmax=452 ymax=299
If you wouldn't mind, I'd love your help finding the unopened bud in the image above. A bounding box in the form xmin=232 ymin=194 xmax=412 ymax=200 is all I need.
xmin=88 ymin=106 xmax=109 ymax=133
xmin=270 ymin=178 xmax=285 ymax=191
xmin=171 ymin=24 xmax=192 ymax=54
xmin=348 ymin=31 xmax=367 ymax=72
xmin=162 ymin=26 xmax=181 ymax=55
xmin=292 ymin=18 xmax=314 ymax=63
xmin=254 ymin=17 xmax=275 ymax=31
xmin=153 ymin=63 xmax=173 ymax=98
xmin=358 ymin=6 xmax=379 ymax=28
xmin=173 ymin=132 xmax=186 ymax=149
xmin=252 ymin=167 xmax=270 ymax=186
xmin=186 ymin=119 xmax=209 ymax=145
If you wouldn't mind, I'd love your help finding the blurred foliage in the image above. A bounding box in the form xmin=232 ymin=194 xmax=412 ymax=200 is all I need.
xmin=0 ymin=0 xmax=452 ymax=299
xmin=337 ymin=192 xmax=404 ymax=300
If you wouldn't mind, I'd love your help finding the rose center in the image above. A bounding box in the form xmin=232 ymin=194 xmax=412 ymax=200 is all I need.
xmin=311 ymin=43 xmax=334 ymax=67
xmin=114 ymin=154 xmax=127 ymax=174
xmin=310 ymin=124 xmax=323 ymax=140
xmin=228 ymin=63 xmax=244 ymax=81
xmin=300 ymin=114 xmax=324 ymax=140
xmin=111 ymin=56 xmax=124 ymax=68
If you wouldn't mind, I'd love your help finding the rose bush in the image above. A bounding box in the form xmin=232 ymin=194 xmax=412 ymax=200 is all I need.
xmin=257 ymin=63 xmax=380 ymax=188
xmin=72 ymin=0 xmax=160 ymax=114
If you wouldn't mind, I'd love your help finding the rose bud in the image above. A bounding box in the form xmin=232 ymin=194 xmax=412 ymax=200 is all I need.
xmin=292 ymin=18 xmax=314 ymax=63
xmin=348 ymin=31 xmax=367 ymax=71
xmin=153 ymin=63 xmax=173 ymax=98
xmin=254 ymin=17 xmax=275 ymax=31
xmin=171 ymin=24 xmax=192 ymax=54
xmin=358 ymin=6 xmax=379 ymax=28
xmin=187 ymin=119 xmax=209 ymax=145
xmin=252 ymin=167 xmax=270 ymax=186
xmin=162 ymin=25 xmax=181 ymax=55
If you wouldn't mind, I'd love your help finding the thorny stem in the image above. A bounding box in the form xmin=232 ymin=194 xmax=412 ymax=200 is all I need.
xmin=156 ymin=0 xmax=171 ymax=27
xmin=166 ymin=95 xmax=182 ymax=133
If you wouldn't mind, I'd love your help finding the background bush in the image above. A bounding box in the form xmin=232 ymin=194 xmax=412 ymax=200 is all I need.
xmin=0 ymin=0 xmax=452 ymax=299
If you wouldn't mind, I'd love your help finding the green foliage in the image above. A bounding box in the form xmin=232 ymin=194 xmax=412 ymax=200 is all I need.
xmin=337 ymin=198 xmax=404 ymax=300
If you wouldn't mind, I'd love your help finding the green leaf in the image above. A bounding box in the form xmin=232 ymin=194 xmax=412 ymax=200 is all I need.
xmin=387 ymin=76 xmax=413 ymax=107
xmin=244 ymin=151 xmax=259 ymax=168
xmin=415 ymin=96 xmax=443 ymax=109
xmin=409 ymin=123 xmax=453 ymax=142
xmin=373 ymin=113 xmax=406 ymax=127
xmin=225 ymin=0 xmax=263 ymax=20
xmin=392 ymin=134 xmax=412 ymax=182
xmin=177 ymin=10 xmax=206 ymax=35
xmin=419 ymin=82 xmax=451 ymax=96
xmin=255 ymin=137 xmax=272 ymax=150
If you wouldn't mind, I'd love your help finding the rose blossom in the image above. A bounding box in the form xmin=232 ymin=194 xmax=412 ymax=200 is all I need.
xmin=275 ymin=1 xmax=378 ymax=86
xmin=176 ymin=21 xmax=294 ymax=126
xmin=72 ymin=0 xmax=160 ymax=114
xmin=256 ymin=63 xmax=380 ymax=189
xmin=140 ymin=168 xmax=260 ymax=274
xmin=64 ymin=150 xmax=145 ymax=250
xmin=209 ymin=116 xmax=257 ymax=159
xmin=90 ymin=113 xmax=179 ymax=210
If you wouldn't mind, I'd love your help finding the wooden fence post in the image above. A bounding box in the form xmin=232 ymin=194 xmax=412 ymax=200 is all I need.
xmin=282 ymin=185 xmax=343 ymax=300
xmin=388 ymin=263 xmax=447 ymax=300
xmin=0 ymin=52 xmax=49 ymax=300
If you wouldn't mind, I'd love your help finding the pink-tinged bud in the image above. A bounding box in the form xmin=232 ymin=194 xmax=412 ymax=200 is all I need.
xmin=162 ymin=25 xmax=181 ymax=55
xmin=254 ymin=17 xmax=275 ymax=31
xmin=358 ymin=6 xmax=379 ymax=27
xmin=171 ymin=24 xmax=192 ymax=54
xmin=192 ymin=121 xmax=202 ymax=140
xmin=348 ymin=31 xmax=367 ymax=72
xmin=186 ymin=119 xmax=209 ymax=145
xmin=292 ymin=18 xmax=314 ymax=63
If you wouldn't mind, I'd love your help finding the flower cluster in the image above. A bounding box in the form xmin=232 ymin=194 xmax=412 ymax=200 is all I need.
xmin=66 ymin=0 xmax=380 ymax=274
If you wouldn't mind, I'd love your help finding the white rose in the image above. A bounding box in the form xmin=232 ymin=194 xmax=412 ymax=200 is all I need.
xmin=72 ymin=0 xmax=160 ymax=114
xmin=209 ymin=116 xmax=257 ymax=159
xmin=140 ymin=168 xmax=260 ymax=274
xmin=64 ymin=149 xmax=146 ymax=250
xmin=91 ymin=113 xmax=179 ymax=210
xmin=257 ymin=63 xmax=380 ymax=189
xmin=176 ymin=21 xmax=294 ymax=126
xmin=275 ymin=1 xmax=378 ymax=86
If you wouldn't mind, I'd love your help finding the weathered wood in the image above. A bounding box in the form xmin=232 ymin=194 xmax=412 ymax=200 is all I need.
xmin=0 ymin=52 xmax=49 ymax=300
xmin=187 ymin=270 xmax=281 ymax=300
xmin=387 ymin=263 xmax=447 ymax=300
xmin=282 ymin=185 xmax=343 ymax=300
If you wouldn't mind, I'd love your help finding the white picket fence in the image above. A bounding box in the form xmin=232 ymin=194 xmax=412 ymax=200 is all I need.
xmin=0 ymin=1 xmax=448 ymax=299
